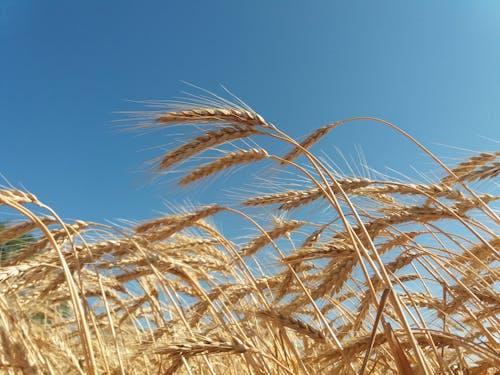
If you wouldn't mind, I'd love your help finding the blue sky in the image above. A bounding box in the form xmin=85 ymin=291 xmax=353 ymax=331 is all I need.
xmin=1 ymin=1 xmax=499 ymax=223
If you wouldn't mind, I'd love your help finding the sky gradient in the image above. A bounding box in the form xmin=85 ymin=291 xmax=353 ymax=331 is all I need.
xmin=1 ymin=1 xmax=499 ymax=223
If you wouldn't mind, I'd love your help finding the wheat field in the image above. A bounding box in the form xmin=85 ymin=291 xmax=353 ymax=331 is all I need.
xmin=0 ymin=95 xmax=498 ymax=374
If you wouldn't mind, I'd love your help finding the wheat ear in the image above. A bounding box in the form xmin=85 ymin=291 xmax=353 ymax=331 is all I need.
xmin=158 ymin=126 xmax=260 ymax=170
xmin=179 ymin=148 xmax=268 ymax=186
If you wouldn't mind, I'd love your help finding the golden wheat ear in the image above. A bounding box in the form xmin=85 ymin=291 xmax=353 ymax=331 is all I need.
xmin=157 ymin=125 xmax=261 ymax=170
xmin=179 ymin=148 xmax=269 ymax=186
xmin=156 ymin=107 xmax=268 ymax=127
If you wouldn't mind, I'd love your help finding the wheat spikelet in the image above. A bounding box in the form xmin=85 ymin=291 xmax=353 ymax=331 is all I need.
xmin=281 ymin=239 xmax=351 ymax=264
xmin=353 ymin=182 xmax=464 ymax=200
xmin=239 ymin=220 xmax=305 ymax=257
xmin=148 ymin=208 xmax=225 ymax=242
xmin=136 ymin=205 xmax=223 ymax=234
xmin=243 ymin=178 xmax=372 ymax=209
xmin=0 ymin=190 xmax=38 ymax=205
xmin=314 ymin=330 xmax=500 ymax=367
xmin=158 ymin=125 xmax=260 ymax=170
xmin=461 ymin=161 xmax=500 ymax=182
xmin=148 ymin=336 xmax=250 ymax=357
xmin=441 ymin=152 xmax=499 ymax=186
xmin=242 ymin=189 xmax=311 ymax=207
xmin=280 ymin=122 xmax=338 ymax=163
xmin=257 ymin=310 xmax=326 ymax=342
xmin=179 ymin=148 xmax=268 ymax=186
xmin=156 ymin=107 xmax=268 ymax=127
xmin=400 ymin=293 xmax=443 ymax=311
xmin=0 ymin=217 xmax=55 ymax=243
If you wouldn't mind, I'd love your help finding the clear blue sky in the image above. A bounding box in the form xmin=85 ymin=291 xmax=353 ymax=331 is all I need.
xmin=1 ymin=1 xmax=499 ymax=223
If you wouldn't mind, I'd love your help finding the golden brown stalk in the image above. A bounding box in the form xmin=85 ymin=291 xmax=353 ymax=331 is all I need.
xmin=382 ymin=321 xmax=415 ymax=375
xmin=359 ymin=289 xmax=391 ymax=375
xmin=179 ymin=148 xmax=269 ymax=186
